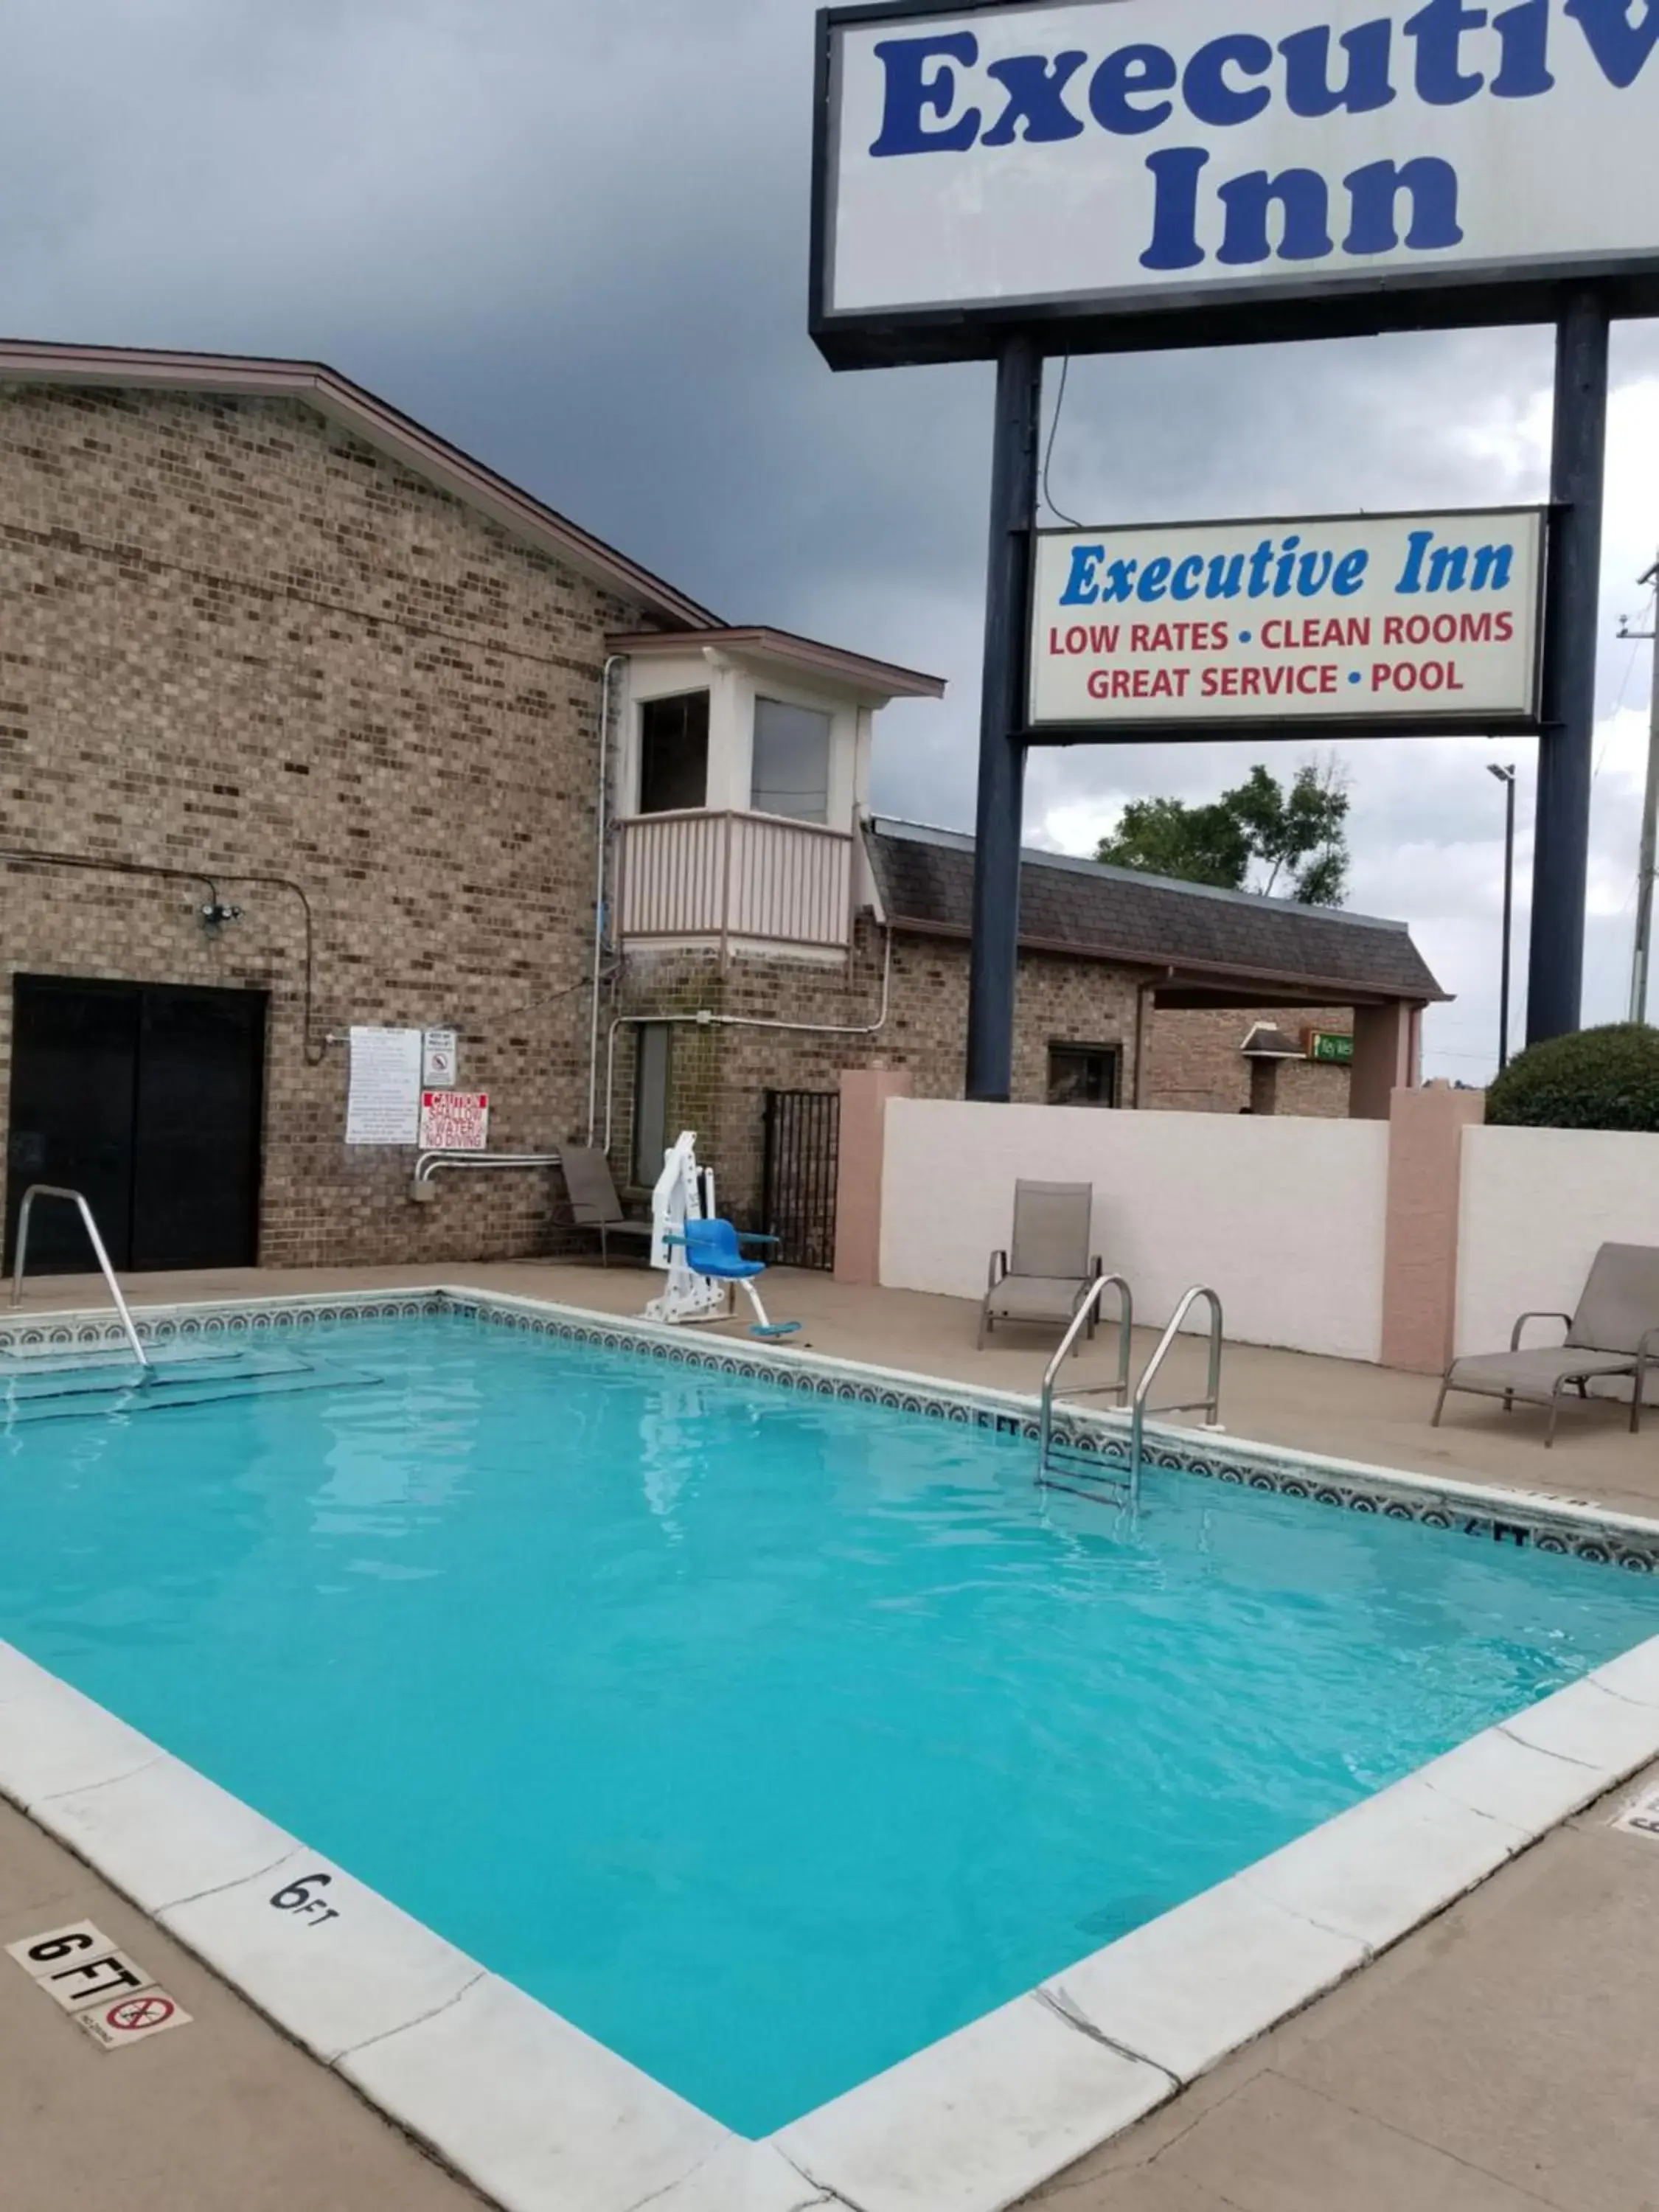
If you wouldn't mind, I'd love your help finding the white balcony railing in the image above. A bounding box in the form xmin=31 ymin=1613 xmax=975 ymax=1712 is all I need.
xmin=616 ymin=810 xmax=854 ymax=953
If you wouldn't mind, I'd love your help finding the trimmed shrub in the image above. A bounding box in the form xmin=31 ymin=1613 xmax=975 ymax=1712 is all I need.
xmin=1484 ymin=1022 xmax=1659 ymax=1132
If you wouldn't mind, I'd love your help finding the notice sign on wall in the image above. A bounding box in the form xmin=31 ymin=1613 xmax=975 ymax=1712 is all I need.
xmin=345 ymin=1027 xmax=424 ymax=1146
xmin=1028 ymin=507 xmax=1544 ymax=735
xmin=422 ymin=1028 xmax=459 ymax=1088
xmin=418 ymin=1091 xmax=489 ymax=1152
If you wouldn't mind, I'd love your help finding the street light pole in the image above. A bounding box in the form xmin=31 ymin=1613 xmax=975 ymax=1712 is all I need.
xmin=1623 ymin=557 xmax=1659 ymax=1025
xmin=1488 ymin=762 xmax=1517 ymax=1074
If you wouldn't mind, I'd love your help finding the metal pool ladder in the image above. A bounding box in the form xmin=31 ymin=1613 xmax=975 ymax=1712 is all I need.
xmin=9 ymin=1185 xmax=151 ymax=1374
xmin=1127 ymin=1287 xmax=1225 ymax=1498
xmin=1038 ymin=1272 xmax=1134 ymax=1491
xmin=1038 ymin=1279 xmax=1224 ymax=1508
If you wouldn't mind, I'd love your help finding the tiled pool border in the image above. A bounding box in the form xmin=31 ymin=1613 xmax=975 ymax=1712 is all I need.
xmin=2 ymin=1283 xmax=1659 ymax=2212
xmin=7 ymin=1280 xmax=1659 ymax=1571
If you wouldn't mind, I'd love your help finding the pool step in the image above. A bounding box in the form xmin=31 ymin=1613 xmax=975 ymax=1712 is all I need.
xmin=0 ymin=1346 xmax=383 ymax=1424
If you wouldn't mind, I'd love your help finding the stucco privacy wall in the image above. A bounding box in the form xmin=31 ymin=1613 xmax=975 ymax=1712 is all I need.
xmin=879 ymin=1099 xmax=1390 ymax=1361
xmin=1455 ymin=1125 xmax=1659 ymax=1359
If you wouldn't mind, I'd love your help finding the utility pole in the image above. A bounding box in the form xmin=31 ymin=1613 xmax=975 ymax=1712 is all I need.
xmin=1487 ymin=763 xmax=1517 ymax=1071
xmin=1623 ymin=557 xmax=1659 ymax=1025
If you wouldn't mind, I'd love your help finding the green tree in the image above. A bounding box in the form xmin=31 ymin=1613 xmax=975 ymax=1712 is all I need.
xmin=1095 ymin=761 xmax=1351 ymax=905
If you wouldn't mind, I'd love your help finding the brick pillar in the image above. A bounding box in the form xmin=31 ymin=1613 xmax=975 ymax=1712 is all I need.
xmin=1248 ymin=1058 xmax=1280 ymax=1115
xmin=1380 ymin=1082 xmax=1486 ymax=1373
xmin=833 ymin=1067 xmax=911 ymax=1285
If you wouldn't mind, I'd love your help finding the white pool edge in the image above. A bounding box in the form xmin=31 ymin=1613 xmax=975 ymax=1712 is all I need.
xmin=4 ymin=1286 xmax=1659 ymax=2212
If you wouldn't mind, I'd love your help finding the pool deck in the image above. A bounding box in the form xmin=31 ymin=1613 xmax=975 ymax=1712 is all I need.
xmin=4 ymin=1257 xmax=1659 ymax=2211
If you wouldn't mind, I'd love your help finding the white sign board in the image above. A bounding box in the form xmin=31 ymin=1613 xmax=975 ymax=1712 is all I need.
xmin=345 ymin=1027 xmax=423 ymax=1146
xmin=422 ymin=1027 xmax=459 ymax=1088
xmin=418 ymin=1091 xmax=490 ymax=1152
xmin=1029 ymin=507 xmax=1544 ymax=732
xmin=815 ymin=0 xmax=1659 ymax=361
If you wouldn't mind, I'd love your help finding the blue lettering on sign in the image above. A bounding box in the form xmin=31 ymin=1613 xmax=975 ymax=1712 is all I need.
xmin=864 ymin=0 xmax=1658 ymax=276
xmin=1052 ymin=529 xmax=1514 ymax=605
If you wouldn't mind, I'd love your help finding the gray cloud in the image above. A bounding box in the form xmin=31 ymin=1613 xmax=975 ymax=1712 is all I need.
xmin=3 ymin=0 xmax=1656 ymax=1082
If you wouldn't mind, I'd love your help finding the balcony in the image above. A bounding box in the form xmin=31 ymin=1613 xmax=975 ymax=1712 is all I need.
xmin=616 ymin=809 xmax=854 ymax=955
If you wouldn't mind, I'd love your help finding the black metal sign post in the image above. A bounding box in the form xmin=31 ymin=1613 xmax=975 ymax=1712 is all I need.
xmin=964 ymin=335 xmax=1042 ymax=1102
xmin=966 ymin=312 xmax=1610 ymax=1085
xmin=1527 ymin=292 xmax=1610 ymax=1046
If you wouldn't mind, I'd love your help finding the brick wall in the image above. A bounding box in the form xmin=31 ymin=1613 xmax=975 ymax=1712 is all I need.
xmin=1141 ymin=1006 xmax=1353 ymax=1116
xmin=610 ymin=922 xmax=1354 ymax=1228
xmin=0 ymin=382 xmax=649 ymax=1265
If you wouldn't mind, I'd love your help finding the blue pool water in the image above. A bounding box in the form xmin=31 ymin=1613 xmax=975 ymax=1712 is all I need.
xmin=3 ymin=1310 xmax=1658 ymax=2134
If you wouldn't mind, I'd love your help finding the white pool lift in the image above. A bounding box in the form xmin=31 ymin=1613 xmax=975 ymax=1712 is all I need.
xmin=644 ymin=1133 xmax=800 ymax=1339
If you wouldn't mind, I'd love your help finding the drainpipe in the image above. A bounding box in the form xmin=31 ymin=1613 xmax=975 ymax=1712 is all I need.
xmin=585 ymin=654 xmax=625 ymax=1145
xmin=1132 ymin=981 xmax=1152 ymax=1108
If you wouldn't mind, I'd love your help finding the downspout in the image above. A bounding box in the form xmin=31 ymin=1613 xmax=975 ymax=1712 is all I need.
xmin=585 ymin=653 xmax=626 ymax=1145
xmin=602 ymin=925 xmax=894 ymax=1157
xmin=1131 ymin=980 xmax=1152 ymax=1107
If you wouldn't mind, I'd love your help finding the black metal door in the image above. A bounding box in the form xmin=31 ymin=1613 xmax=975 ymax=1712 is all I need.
xmin=5 ymin=976 xmax=266 ymax=1273
xmin=130 ymin=987 xmax=266 ymax=1270
xmin=4 ymin=978 xmax=140 ymax=1271
xmin=760 ymin=1088 xmax=840 ymax=1272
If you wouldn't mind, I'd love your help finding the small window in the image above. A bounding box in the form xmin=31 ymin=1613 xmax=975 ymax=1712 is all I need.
xmin=632 ymin=1023 xmax=672 ymax=1188
xmin=751 ymin=697 xmax=832 ymax=823
xmin=639 ymin=692 xmax=709 ymax=815
xmin=1048 ymin=1044 xmax=1119 ymax=1108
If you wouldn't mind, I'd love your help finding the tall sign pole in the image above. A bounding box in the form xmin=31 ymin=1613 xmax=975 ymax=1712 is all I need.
xmin=1526 ymin=292 xmax=1610 ymax=1046
xmin=1625 ymin=557 xmax=1659 ymax=1024
xmin=964 ymin=337 xmax=1041 ymax=1103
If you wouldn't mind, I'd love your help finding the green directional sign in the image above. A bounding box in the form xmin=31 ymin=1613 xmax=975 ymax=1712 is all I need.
xmin=1310 ymin=1031 xmax=1354 ymax=1065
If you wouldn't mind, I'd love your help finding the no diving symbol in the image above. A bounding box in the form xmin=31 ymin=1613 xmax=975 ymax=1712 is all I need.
xmin=108 ymin=1994 xmax=175 ymax=2032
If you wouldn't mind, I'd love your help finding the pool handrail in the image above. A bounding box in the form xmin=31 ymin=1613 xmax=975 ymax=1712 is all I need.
xmin=1038 ymin=1272 xmax=1135 ymax=1482
xmin=1129 ymin=1285 xmax=1224 ymax=1495
xmin=9 ymin=1184 xmax=151 ymax=1373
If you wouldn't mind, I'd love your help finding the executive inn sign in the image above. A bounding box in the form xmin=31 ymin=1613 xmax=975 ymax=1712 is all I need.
xmin=809 ymin=0 xmax=1659 ymax=1091
xmin=1030 ymin=507 xmax=1545 ymax=734
xmin=812 ymin=0 xmax=1659 ymax=361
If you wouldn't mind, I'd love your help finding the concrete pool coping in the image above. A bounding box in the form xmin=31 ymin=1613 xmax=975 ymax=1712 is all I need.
xmin=5 ymin=1283 xmax=1659 ymax=2212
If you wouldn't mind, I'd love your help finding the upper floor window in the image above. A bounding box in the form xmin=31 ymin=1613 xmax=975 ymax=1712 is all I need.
xmin=751 ymin=697 xmax=832 ymax=824
xmin=638 ymin=691 xmax=709 ymax=815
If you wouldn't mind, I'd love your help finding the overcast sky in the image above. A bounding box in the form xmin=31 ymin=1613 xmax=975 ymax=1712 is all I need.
xmin=4 ymin=0 xmax=1655 ymax=1082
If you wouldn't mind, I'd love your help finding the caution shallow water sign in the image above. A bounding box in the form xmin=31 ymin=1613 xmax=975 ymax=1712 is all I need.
xmin=1028 ymin=507 xmax=1544 ymax=737
xmin=418 ymin=1091 xmax=490 ymax=1151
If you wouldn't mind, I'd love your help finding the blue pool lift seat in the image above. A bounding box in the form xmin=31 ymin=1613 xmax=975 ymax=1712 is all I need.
xmin=671 ymin=1217 xmax=801 ymax=1338
xmin=684 ymin=1217 xmax=769 ymax=1280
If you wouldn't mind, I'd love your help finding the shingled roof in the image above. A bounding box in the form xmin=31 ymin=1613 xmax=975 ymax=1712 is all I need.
xmin=864 ymin=819 xmax=1447 ymax=1006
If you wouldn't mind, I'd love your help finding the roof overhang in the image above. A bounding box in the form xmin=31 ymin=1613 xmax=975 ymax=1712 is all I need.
xmin=608 ymin=625 xmax=945 ymax=705
xmin=881 ymin=915 xmax=1447 ymax=1009
xmin=0 ymin=338 xmax=718 ymax=630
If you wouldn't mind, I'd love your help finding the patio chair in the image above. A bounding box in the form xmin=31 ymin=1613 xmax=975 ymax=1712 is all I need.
xmin=1432 ymin=1242 xmax=1659 ymax=1447
xmin=555 ymin=1147 xmax=655 ymax=1267
xmin=978 ymin=1180 xmax=1102 ymax=1352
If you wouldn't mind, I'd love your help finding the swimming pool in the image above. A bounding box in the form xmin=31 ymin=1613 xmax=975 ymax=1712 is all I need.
xmin=4 ymin=1297 xmax=1659 ymax=2146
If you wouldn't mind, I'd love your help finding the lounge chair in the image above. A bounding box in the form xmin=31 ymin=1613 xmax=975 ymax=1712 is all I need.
xmin=1432 ymin=1241 xmax=1659 ymax=1447
xmin=555 ymin=1147 xmax=655 ymax=1266
xmin=978 ymin=1180 xmax=1102 ymax=1351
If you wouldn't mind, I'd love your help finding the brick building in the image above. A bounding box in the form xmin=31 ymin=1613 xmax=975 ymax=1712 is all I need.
xmin=1 ymin=340 xmax=1444 ymax=1277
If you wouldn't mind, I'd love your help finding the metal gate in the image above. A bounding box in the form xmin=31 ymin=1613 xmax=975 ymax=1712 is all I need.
xmin=760 ymin=1088 xmax=840 ymax=1271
